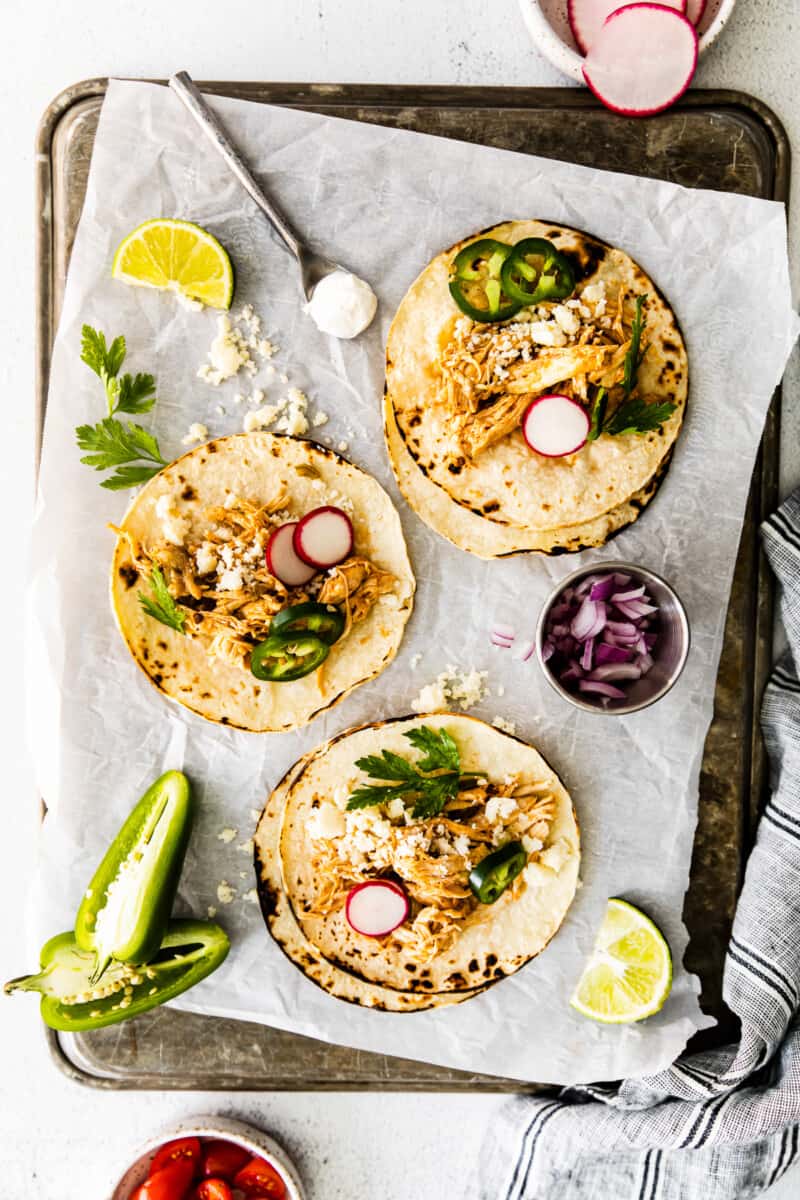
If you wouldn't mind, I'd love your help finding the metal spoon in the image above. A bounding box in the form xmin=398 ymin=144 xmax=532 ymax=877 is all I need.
xmin=168 ymin=71 xmax=340 ymax=301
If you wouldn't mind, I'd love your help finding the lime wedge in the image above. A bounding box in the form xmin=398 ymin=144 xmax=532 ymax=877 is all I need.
xmin=570 ymin=898 xmax=672 ymax=1024
xmin=112 ymin=219 xmax=234 ymax=309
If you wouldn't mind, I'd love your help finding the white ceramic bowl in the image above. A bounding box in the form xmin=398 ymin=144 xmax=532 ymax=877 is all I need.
xmin=518 ymin=0 xmax=738 ymax=82
xmin=108 ymin=1115 xmax=305 ymax=1200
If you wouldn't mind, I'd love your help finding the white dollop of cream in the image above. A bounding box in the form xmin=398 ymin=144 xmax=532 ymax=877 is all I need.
xmin=306 ymin=270 xmax=377 ymax=339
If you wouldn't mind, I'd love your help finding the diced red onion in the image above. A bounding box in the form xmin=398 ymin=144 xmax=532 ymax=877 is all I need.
xmin=541 ymin=568 xmax=661 ymax=705
xmin=589 ymin=576 xmax=617 ymax=601
xmin=513 ymin=638 xmax=536 ymax=662
xmin=571 ymin=597 xmax=607 ymax=640
xmin=491 ymin=633 xmax=513 ymax=648
xmin=610 ymin=585 xmax=646 ymax=603
xmin=595 ymin=643 xmax=631 ymax=666
xmin=578 ymin=680 xmax=627 ymax=700
xmin=589 ymin=663 xmax=643 ymax=682
xmin=491 ymin=623 xmax=516 ymax=641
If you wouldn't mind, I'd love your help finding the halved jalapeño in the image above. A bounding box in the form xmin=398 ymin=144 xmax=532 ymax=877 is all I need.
xmin=448 ymin=239 xmax=521 ymax=323
xmin=500 ymin=238 xmax=576 ymax=306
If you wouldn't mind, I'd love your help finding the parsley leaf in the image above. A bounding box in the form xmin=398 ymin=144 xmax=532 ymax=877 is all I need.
xmin=138 ymin=568 xmax=186 ymax=634
xmin=116 ymin=372 xmax=157 ymax=414
xmin=78 ymin=326 xmax=166 ymax=488
xmin=587 ymin=295 xmax=676 ymax=440
xmin=622 ymin=295 xmax=647 ymax=400
xmin=603 ymin=396 xmax=678 ymax=437
xmin=81 ymin=326 xmax=126 ymax=383
xmin=347 ymin=726 xmax=464 ymax=819
xmin=586 ymin=387 xmax=608 ymax=443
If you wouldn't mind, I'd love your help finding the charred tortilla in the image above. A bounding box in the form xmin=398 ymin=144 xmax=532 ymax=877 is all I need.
xmin=386 ymin=220 xmax=687 ymax=551
xmin=111 ymin=433 xmax=415 ymax=732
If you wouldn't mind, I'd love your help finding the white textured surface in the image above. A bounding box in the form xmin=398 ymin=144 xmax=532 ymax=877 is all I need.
xmin=1 ymin=1 xmax=799 ymax=1197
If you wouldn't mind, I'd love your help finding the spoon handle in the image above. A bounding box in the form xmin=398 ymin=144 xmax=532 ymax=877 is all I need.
xmin=168 ymin=71 xmax=302 ymax=261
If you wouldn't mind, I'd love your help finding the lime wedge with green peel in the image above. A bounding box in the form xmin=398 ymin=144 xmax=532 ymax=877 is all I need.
xmin=112 ymin=219 xmax=234 ymax=310
xmin=570 ymin=898 xmax=672 ymax=1024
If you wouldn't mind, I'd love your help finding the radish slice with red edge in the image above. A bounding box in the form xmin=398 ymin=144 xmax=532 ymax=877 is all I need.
xmin=522 ymin=395 xmax=590 ymax=458
xmin=266 ymin=522 xmax=318 ymax=588
xmin=686 ymin=0 xmax=706 ymax=24
xmin=568 ymin=0 xmax=686 ymax=54
xmin=293 ymin=506 xmax=354 ymax=569
xmin=583 ymin=4 xmax=698 ymax=117
xmin=345 ymin=880 xmax=410 ymax=937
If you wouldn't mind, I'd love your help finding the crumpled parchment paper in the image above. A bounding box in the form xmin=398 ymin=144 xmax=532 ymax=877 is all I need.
xmin=27 ymin=79 xmax=800 ymax=1084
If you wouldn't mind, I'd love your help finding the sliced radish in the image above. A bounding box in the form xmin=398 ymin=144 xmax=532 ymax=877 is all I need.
xmin=583 ymin=5 xmax=698 ymax=117
xmin=345 ymin=880 xmax=410 ymax=938
xmin=522 ymin=394 xmax=590 ymax=458
xmin=293 ymin=506 xmax=354 ymax=568
xmin=266 ymin=522 xmax=318 ymax=588
xmin=686 ymin=0 xmax=706 ymax=24
xmin=568 ymin=0 xmax=686 ymax=54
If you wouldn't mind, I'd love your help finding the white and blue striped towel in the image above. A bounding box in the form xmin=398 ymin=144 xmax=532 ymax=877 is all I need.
xmin=475 ymin=492 xmax=800 ymax=1200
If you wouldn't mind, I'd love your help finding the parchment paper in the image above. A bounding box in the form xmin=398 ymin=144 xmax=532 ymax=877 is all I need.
xmin=28 ymin=79 xmax=800 ymax=1084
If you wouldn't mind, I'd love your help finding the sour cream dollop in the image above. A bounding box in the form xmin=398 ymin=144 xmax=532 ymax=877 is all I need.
xmin=306 ymin=270 xmax=377 ymax=339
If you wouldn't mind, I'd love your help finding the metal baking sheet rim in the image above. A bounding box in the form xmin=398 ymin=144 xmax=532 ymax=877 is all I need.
xmin=34 ymin=79 xmax=789 ymax=1092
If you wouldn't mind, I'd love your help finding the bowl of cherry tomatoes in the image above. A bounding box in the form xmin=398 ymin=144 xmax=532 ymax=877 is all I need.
xmin=110 ymin=1116 xmax=304 ymax=1200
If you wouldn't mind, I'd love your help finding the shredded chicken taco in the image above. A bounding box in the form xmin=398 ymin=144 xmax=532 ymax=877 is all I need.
xmin=254 ymin=752 xmax=488 ymax=1011
xmin=255 ymin=714 xmax=579 ymax=1004
xmin=385 ymin=220 xmax=687 ymax=558
xmin=111 ymin=433 xmax=415 ymax=732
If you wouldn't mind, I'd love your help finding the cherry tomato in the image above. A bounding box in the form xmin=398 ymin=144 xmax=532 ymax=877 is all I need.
xmin=133 ymin=1159 xmax=196 ymax=1200
xmin=195 ymin=1180 xmax=233 ymax=1200
xmin=201 ymin=1140 xmax=251 ymax=1179
xmin=150 ymin=1138 xmax=202 ymax=1177
xmin=234 ymin=1157 xmax=287 ymax=1199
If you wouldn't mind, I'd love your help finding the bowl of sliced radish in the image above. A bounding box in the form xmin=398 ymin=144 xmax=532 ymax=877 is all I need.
xmin=535 ymin=561 xmax=689 ymax=714
xmin=518 ymin=0 xmax=737 ymax=115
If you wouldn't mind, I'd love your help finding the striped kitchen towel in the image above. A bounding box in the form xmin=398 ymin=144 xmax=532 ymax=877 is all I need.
xmin=474 ymin=490 xmax=800 ymax=1200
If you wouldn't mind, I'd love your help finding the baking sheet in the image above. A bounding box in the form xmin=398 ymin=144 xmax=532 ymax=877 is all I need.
xmin=28 ymin=78 xmax=799 ymax=1085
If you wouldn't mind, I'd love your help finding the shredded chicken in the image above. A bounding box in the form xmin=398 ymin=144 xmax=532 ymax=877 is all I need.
xmin=114 ymin=493 xmax=396 ymax=671
xmin=308 ymin=781 xmax=559 ymax=965
xmin=435 ymin=288 xmax=643 ymax=460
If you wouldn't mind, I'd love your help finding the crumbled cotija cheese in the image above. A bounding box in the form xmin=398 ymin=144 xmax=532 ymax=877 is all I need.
xmin=217 ymin=828 xmax=237 ymax=844
xmin=492 ymin=716 xmax=516 ymax=736
xmin=155 ymin=495 xmax=190 ymax=547
xmin=521 ymin=834 xmax=544 ymax=854
xmin=308 ymin=802 xmax=347 ymax=841
xmin=485 ymin=794 xmax=518 ymax=825
xmin=218 ymin=566 xmax=244 ymax=592
xmin=411 ymin=666 xmax=489 ymax=713
xmin=197 ymin=316 xmax=254 ymax=385
xmin=243 ymin=888 xmax=260 ymax=905
xmin=386 ymin=797 xmax=407 ymax=822
xmin=277 ymin=387 xmax=310 ymax=436
xmin=312 ymin=411 xmax=329 ymax=427
xmin=243 ymin=404 xmax=280 ymax=433
xmin=539 ymin=839 xmax=572 ymax=873
xmin=195 ymin=543 xmax=218 ymax=576
xmin=552 ymin=304 xmax=581 ymax=336
xmin=182 ymin=422 xmax=209 ymax=446
xmin=216 ymin=880 xmax=236 ymax=904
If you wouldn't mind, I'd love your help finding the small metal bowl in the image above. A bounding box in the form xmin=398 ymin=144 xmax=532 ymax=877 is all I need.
xmin=535 ymin=560 xmax=690 ymax=715
xmin=108 ymin=1115 xmax=305 ymax=1200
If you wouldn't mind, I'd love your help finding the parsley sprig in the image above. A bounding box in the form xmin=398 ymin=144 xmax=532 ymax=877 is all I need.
xmin=137 ymin=568 xmax=186 ymax=634
xmin=347 ymin=726 xmax=466 ymax=820
xmin=586 ymin=296 xmax=676 ymax=441
xmin=77 ymin=325 xmax=167 ymax=489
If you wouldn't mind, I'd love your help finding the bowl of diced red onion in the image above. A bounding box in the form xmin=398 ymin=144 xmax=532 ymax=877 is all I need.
xmin=535 ymin=561 xmax=689 ymax=714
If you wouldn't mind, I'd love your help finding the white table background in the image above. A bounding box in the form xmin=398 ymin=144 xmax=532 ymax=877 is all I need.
xmin=1 ymin=2 xmax=798 ymax=1196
